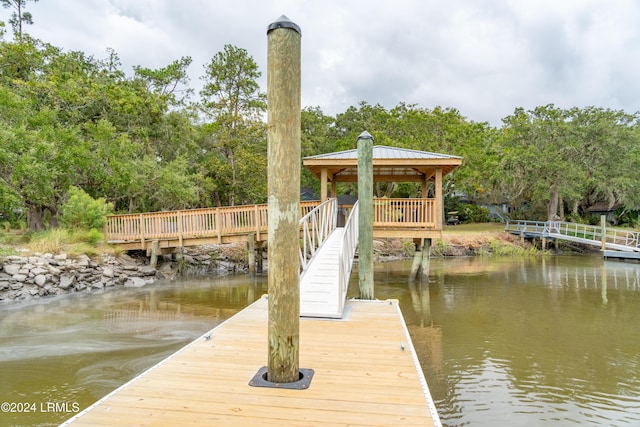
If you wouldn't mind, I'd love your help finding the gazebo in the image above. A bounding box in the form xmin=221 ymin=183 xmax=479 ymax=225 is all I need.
xmin=303 ymin=145 xmax=463 ymax=240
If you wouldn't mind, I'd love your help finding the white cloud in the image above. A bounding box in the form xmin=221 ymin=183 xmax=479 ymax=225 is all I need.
xmin=1 ymin=0 xmax=638 ymax=126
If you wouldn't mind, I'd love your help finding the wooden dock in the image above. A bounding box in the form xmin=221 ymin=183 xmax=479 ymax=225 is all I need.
xmin=61 ymin=296 xmax=440 ymax=426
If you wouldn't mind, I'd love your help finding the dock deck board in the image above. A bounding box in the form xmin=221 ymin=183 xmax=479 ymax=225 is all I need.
xmin=61 ymin=296 xmax=439 ymax=427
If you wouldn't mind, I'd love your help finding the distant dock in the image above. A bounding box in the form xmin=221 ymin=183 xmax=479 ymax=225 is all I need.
xmin=61 ymin=296 xmax=440 ymax=426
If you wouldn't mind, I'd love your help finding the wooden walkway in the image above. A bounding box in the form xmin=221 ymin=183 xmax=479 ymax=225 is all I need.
xmin=60 ymin=296 xmax=440 ymax=427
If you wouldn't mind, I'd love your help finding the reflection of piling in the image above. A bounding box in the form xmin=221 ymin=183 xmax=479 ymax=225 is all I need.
xmin=266 ymin=15 xmax=302 ymax=384
xmin=358 ymin=131 xmax=374 ymax=299
xmin=601 ymin=215 xmax=607 ymax=251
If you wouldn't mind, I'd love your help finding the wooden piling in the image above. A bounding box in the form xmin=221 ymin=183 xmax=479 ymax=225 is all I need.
xmin=248 ymin=233 xmax=255 ymax=275
xmin=150 ymin=240 xmax=159 ymax=269
xmin=358 ymin=131 xmax=374 ymax=299
xmin=420 ymin=238 xmax=431 ymax=280
xmin=266 ymin=15 xmax=302 ymax=384
xmin=256 ymin=242 xmax=264 ymax=274
xmin=409 ymin=239 xmax=423 ymax=282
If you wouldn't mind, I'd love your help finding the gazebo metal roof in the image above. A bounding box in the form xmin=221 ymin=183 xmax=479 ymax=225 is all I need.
xmin=303 ymin=145 xmax=463 ymax=183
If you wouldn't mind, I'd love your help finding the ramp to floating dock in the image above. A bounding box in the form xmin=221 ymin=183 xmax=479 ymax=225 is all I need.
xmin=61 ymin=296 xmax=440 ymax=427
xmin=300 ymin=228 xmax=344 ymax=318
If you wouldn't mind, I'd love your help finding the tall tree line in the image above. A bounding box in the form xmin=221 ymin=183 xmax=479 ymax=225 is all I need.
xmin=1 ymin=23 xmax=639 ymax=231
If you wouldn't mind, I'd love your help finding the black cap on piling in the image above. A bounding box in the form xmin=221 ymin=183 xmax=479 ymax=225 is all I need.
xmin=358 ymin=130 xmax=374 ymax=140
xmin=267 ymin=15 xmax=301 ymax=36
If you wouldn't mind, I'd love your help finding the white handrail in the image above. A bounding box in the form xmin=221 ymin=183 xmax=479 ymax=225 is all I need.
xmin=299 ymin=198 xmax=337 ymax=271
xmin=506 ymin=219 xmax=640 ymax=252
xmin=338 ymin=200 xmax=359 ymax=312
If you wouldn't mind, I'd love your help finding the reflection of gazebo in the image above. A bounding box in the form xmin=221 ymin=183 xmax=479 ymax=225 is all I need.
xmin=303 ymin=146 xmax=462 ymax=240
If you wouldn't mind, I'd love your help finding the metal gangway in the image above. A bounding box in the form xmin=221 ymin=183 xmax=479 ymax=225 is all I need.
xmin=298 ymin=198 xmax=359 ymax=318
xmin=505 ymin=220 xmax=640 ymax=252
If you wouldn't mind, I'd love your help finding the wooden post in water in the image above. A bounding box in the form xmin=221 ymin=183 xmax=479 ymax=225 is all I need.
xmin=358 ymin=131 xmax=374 ymax=299
xmin=266 ymin=15 xmax=302 ymax=384
xmin=420 ymin=238 xmax=431 ymax=280
xmin=150 ymin=240 xmax=159 ymax=269
xmin=247 ymin=233 xmax=255 ymax=275
xmin=601 ymin=214 xmax=606 ymax=251
xmin=409 ymin=238 xmax=423 ymax=282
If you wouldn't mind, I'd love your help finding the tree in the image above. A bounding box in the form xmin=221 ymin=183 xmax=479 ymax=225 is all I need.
xmin=199 ymin=44 xmax=266 ymax=205
xmin=133 ymin=56 xmax=193 ymax=107
xmin=566 ymin=107 xmax=640 ymax=215
xmin=496 ymin=105 xmax=640 ymax=221
xmin=1 ymin=0 xmax=38 ymax=41
xmin=59 ymin=186 xmax=112 ymax=230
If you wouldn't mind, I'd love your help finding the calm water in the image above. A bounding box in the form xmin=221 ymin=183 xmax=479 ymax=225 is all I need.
xmin=1 ymin=256 xmax=640 ymax=426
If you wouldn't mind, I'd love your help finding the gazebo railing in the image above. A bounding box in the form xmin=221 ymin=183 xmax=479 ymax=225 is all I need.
xmin=373 ymin=198 xmax=436 ymax=228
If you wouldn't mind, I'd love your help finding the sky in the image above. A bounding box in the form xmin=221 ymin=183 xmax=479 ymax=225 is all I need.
xmin=2 ymin=0 xmax=640 ymax=126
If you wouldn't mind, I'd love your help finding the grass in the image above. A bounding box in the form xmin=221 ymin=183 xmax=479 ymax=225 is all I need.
xmin=0 ymin=247 xmax=18 ymax=256
xmin=478 ymin=239 xmax=546 ymax=256
xmin=23 ymin=228 xmax=123 ymax=258
xmin=443 ymin=222 xmax=506 ymax=233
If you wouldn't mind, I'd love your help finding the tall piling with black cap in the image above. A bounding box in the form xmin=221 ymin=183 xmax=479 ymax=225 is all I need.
xmin=357 ymin=131 xmax=374 ymax=299
xmin=265 ymin=15 xmax=302 ymax=384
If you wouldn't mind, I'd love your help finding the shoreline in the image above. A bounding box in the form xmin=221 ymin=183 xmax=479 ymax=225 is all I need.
xmin=0 ymin=227 xmax=594 ymax=302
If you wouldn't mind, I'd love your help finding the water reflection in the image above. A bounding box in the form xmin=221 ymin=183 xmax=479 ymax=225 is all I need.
xmin=0 ymin=275 xmax=266 ymax=427
xmin=362 ymin=256 xmax=640 ymax=427
xmin=3 ymin=257 xmax=640 ymax=426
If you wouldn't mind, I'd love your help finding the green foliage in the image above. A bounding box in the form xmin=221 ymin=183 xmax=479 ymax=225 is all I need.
xmin=58 ymin=186 xmax=112 ymax=230
xmin=0 ymin=31 xmax=639 ymax=230
xmin=614 ymin=208 xmax=640 ymax=228
xmin=71 ymin=228 xmax=103 ymax=245
xmin=446 ymin=200 xmax=490 ymax=223
xmin=198 ymin=44 xmax=267 ymax=206
xmin=430 ymin=239 xmax=452 ymax=257
xmin=0 ymin=246 xmax=18 ymax=256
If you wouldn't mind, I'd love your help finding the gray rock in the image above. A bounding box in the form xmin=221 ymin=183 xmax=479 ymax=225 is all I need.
xmin=76 ymin=255 xmax=91 ymax=267
xmin=3 ymin=264 xmax=21 ymax=275
xmin=13 ymin=274 xmax=27 ymax=282
xmin=54 ymin=253 xmax=68 ymax=261
xmin=124 ymin=277 xmax=147 ymax=287
xmin=102 ymin=267 xmax=115 ymax=278
xmin=138 ymin=266 xmax=157 ymax=276
xmin=31 ymin=267 xmax=49 ymax=276
xmin=34 ymin=274 xmax=47 ymax=287
xmin=59 ymin=274 xmax=75 ymax=290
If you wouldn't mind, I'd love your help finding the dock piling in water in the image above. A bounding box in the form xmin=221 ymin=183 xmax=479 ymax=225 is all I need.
xmin=357 ymin=131 xmax=374 ymax=299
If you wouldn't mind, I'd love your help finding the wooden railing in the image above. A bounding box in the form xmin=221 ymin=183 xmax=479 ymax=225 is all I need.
xmin=105 ymin=201 xmax=321 ymax=245
xmin=373 ymin=198 xmax=436 ymax=228
xmin=105 ymin=197 xmax=438 ymax=248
